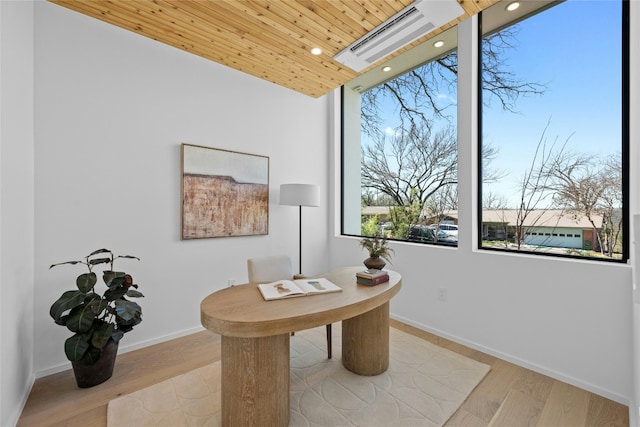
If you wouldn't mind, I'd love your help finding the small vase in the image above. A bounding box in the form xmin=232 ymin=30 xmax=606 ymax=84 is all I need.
xmin=363 ymin=256 xmax=386 ymax=270
xmin=71 ymin=339 xmax=119 ymax=388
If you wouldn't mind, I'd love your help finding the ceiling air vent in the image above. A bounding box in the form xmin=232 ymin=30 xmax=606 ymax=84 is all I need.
xmin=333 ymin=0 xmax=464 ymax=72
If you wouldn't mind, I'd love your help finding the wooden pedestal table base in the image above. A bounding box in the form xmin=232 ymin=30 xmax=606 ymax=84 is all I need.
xmin=342 ymin=302 xmax=390 ymax=376
xmin=221 ymin=334 xmax=290 ymax=427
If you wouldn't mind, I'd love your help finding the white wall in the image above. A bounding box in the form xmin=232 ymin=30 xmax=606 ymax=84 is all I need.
xmin=329 ymin=15 xmax=634 ymax=406
xmin=0 ymin=1 xmax=35 ymax=426
xmin=32 ymin=1 xmax=330 ymax=377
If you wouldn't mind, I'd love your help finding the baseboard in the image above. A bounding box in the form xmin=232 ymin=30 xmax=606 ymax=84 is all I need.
xmin=390 ymin=314 xmax=629 ymax=406
xmin=35 ymin=325 xmax=206 ymax=379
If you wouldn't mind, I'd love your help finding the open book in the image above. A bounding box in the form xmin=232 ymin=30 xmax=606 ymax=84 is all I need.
xmin=257 ymin=278 xmax=342 ymax=301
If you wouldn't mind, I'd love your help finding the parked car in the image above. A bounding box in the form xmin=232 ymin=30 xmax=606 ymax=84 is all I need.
xmin=408 ymin=225 xmax=457 ymax=246
xmin=436 ymin=231 xmax=458 ymax=244
xmin=430 ymin=223 xmax=458 ymax=238
xmin=408 ymin=225 xmax=435 ymax=243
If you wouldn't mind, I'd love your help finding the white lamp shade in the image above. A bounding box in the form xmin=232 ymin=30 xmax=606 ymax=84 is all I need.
xmin=280 ymin=184 xmax=320 ymax=207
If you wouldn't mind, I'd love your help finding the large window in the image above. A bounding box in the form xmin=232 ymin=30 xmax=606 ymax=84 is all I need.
xmin=342 ymin=28 xmax=460 ymax=247
xmin=480 ymin=0 xmax=628 ymax=261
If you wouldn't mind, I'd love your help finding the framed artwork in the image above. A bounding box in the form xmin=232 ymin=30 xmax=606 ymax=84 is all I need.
xmin=181 ymin=143 xmax=269 ymax=239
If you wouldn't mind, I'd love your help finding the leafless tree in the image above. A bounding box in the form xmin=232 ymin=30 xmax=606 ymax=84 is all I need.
xmin=361 ymin=124 xmax=457 ymax=211
xmin=361 ymin=26 xmax=546 ymax=139
xmin=360 ymin=26 xmax=543 ymax=234
xmin=546 ymin=151 xmax=622 ymax=256
xmin=482 ymin=143 xmax=508 ymax=185
xmin=361 ymin=122 xmax=502 ymax=231
xmin=600 ymin=154 xmax=623 ymax=255
xmin=512 ymin=121 xmax=567 ymax=249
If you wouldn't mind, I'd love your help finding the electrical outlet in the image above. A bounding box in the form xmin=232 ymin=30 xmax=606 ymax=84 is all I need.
xmin=227 ymin=279 xmax=236 ymax=287
xmin=438 ymin=287 xmax=447 ymax=301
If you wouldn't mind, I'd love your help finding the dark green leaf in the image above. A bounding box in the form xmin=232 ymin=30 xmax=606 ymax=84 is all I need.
xmin=126 ymin=289 xmax=144 ymax=298
xmin=107 ymin=276 xmax=126 ymax=289
xmin=64 ymin=334 xmax=90 ymax=362
xmin=89 ymin=298 xmax=110 ymax=316
xmin=54 ymin=314 xmax=70 ymax=326
xmin=118 ymin=323 xmax=135 ymax=333
xmin=88 ymin=257 xmax=111 ymax=266
xmin=115 ymin=300 xmax=142 ymax=322
xmin=76 ymin=272 xmax=97 ymax=293
xmin=66 ymin=304 xmax=96 ymax=333
xmin=116 ymin=255 xmax=140 ymax=261
xmin=104 ymin=286 xmax=128 ymax=301
xmin=103 ymin=270 xmax=124 ymax=287
xmin=50 ymin=290 xmax=85 ymax=321
xmin=88 ymin=248 xmax=112 ymax=257
xmin=49 ymin=260 xmax=84 ymax=269
xmin=92 ymin=323 xmax=114 ymax=349
xmin=117 ymin=311 xmax=142 ymax=330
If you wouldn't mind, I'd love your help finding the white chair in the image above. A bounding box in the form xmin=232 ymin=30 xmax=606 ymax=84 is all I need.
xmin=247 ymin=255 xmax=332 ymax=359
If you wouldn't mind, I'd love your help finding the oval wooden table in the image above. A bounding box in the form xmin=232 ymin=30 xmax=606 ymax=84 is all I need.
xmin=201 ymin=266 xmax=402 ymax=427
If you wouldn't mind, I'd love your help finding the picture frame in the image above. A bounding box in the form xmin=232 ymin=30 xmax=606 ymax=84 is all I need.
xmin=181 ymin=143 xmax=269 ymax=239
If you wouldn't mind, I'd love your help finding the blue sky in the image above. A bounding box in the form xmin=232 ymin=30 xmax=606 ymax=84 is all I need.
xmin=482 ymin=0 xmax=622 ymax=207
xmin=363 ymin=1 xmax=623 ymax=209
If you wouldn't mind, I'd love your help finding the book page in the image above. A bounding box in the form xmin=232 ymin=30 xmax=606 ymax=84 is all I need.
xmin=257 ymin=280 xmax=305 ymax=300
xmin=294 ymin=278 xmax=342 ymax=295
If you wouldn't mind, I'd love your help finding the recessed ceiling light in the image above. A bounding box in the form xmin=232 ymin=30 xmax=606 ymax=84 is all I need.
xmin=433 ymin=40 xmax=445 ymax=48
xmin=506 ymin=2 xmax=520 ymax=12
xmin=310 ymin=47 xmax=322 ymax=55
xmin=382 ymin=66 xmax=392 ymax=72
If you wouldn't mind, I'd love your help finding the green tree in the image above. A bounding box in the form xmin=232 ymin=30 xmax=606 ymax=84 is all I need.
xmin=361 ymin=215 xmax=380 ymax=237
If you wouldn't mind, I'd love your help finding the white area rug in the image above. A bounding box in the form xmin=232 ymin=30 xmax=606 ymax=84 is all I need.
xmin=107 ymin=326 xmax=490 ymax=427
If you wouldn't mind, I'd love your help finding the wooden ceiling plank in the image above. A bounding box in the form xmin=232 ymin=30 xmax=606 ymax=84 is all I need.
xmin=283 ymin=0 xmax=362 ymax=47
xmin=172 ymin=0 xmax=355 ymax=80
xmin=371 ymin=0 xmax=415 ymax=17
xmin=295 ymin=0 xmax=365 ymax=42
xmin=172 ymin=4 xmax=357 ymax=90
xmin=154 ymin=2 xmax=310 ymax=68
xmin=330 ymin=1 xmax=381 ymax=34
xmin=266 ymin=0 xmax=359 ymax=50
xmin=211 ymin=0 xmax=360 ymax=79
xmin=353 ymin=0 xmax=406 ymax=23
xmin=229 ymin=0 xmax=350 ymax=53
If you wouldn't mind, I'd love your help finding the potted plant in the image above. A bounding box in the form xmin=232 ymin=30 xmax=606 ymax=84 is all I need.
xmin=49 ymin=248 xmax=144 ymax=388
xmin=360 ymin=233 xmax=395 ymax=270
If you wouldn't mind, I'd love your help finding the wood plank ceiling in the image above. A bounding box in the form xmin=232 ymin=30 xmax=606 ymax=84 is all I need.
xmin=48 ymin=0 xmax=499 ymax=98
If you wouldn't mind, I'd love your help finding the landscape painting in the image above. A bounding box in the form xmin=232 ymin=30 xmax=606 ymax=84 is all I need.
xmin=181 ymin=144 xmax=269 ymax=239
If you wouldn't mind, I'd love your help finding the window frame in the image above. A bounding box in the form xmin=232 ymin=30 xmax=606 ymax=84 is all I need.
xmin=476 ymin=0 xmax=630 ymax=263
xmin=339 ymin=27 xmax=461 ymax=248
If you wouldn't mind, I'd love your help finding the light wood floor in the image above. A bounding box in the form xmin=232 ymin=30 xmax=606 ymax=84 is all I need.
xmin=18 ymin=320 xmax=629 ymax=427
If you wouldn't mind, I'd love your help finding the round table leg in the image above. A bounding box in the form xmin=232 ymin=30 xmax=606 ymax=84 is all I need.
xmin=221 ymin=333 xmax=290 ymax=426
xmin=341 ymin=302 xmax=390 ymax=375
